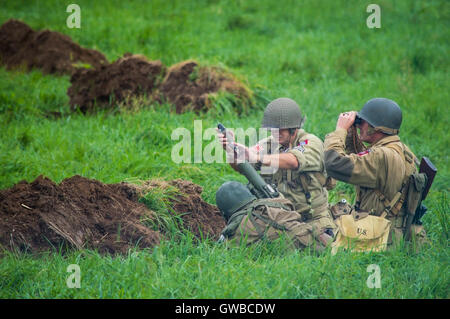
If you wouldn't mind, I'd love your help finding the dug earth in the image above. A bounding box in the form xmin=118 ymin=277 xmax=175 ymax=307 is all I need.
xmin=0 ymin=175 xmax=225 ymax=254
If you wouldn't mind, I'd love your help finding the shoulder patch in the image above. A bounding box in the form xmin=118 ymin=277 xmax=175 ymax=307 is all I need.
xmin=293 ymin=139 xmax=309 ymax=153
xmin=357 ymin=149 xmax=371 ymax=156
xmin=252 ymin=144 xmax=264 ymax=153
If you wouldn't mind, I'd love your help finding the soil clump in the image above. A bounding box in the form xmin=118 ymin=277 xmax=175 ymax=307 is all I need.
xmin=0 ymin=19 xmax=107 ymax=75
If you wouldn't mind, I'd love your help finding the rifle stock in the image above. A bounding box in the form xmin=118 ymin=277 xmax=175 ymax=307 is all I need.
xmin=404 ymin=157 xmax=436 ymax=240
xmin=419 ymin=157 xmax=437 ymax=200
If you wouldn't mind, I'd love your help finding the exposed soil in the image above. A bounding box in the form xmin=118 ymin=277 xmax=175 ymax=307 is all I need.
xmin=0 ymin=19 xmax=252 ymax=113
xmin=0 ymin=175 xmax=160 ymax=254
xmin=131 ymin=179 xmax=225 ymax=239
xmin=67 ymin=53 xmax=164 ymax=113
xmin=67 ymin=58 xmax=252 ymax=114
xmin=167 ymin=179 xmax=225 ymax=238
xmin=0 ymin=176 xmax=224 ymax=255
xmin=157 ymin=60 xmax=252 ymax=113
xmin=0 ymin=19 xmax=107 ymax=75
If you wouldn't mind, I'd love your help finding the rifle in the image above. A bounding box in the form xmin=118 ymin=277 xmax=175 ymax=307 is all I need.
xmin=410 ymin=157 xmax=437 ymax=225
xmin=404 ymin=157 xmax=437 ymax=239
xmin=218 ymin=123 xmax=280 ymax=199
xmin=419 ymin=157 xmax=437 ymax=201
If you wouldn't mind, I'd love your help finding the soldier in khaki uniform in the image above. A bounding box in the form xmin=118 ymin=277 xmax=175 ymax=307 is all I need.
xmin=324 ymin=98 xmax=420 ymax=244
xmin=216 ymin=181 xmax=332 ymax=250
xmin=218 ymin=98 xmax=336 ymax=236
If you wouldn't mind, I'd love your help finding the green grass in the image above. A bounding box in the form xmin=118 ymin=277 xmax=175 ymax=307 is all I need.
xmin=0 ymin=233 xmax=448 ymax=298
xmin=0 ymin=0 xmax=449 ymax=298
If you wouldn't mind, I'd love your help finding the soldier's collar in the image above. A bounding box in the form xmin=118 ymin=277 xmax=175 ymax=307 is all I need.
xmin=295 ymin=129 xmax=307 ymax=141
xmin=371 ymin=135 xmax=400 ymax=148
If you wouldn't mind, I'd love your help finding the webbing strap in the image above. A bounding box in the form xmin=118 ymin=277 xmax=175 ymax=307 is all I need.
xmin=248 ymin=206 xmax=288 ymax=241
xmin=375 ymin=188 xmax=405 ymax=217
xmin=287 ymin=171 xmax=292 ymax=183
xmin=287 ymin=139 xmax=293 ymax=183
xmin=253 ymin=206 xmax=288 ymax=231
xmin=248 ymin=211 xmax=266 ymax=240
xmin=248 ymin=200 xmax=291 ymax=212
xmin=297 ymin=173 xmax=315 ymax=221
xmin=299 ymin=174 xmax=311 ymax=203
xmin=373 ymin=141 xmax=414 ymax=217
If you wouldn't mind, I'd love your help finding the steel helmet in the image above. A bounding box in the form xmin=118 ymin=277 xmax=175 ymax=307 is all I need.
xmin=216 ymin=181 xmax=256 ymax=221
xmin=262 ymin=97 xmax=304 ymax=129
xmin=357 ymin=98 xmax=402 ymax=135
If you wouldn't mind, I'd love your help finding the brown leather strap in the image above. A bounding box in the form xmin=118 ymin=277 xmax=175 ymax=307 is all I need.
xmin=352 ymin=125 xmax=366 ymax=153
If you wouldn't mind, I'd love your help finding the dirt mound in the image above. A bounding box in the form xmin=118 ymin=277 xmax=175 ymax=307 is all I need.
xmin=0 ymin=20 xmax=252 ymax=114
xmin=0 ymin=175 xmax=225 ymax=254
xmin=0 ymin=19 xmax=107 ymax=75
xmin=67 ymin=57 xmax=252 ymax=114
xmin=168 ymin=180 xmax=225 ymax=238
xmin=67 ymin=53 xmax=164 ymax=113
xmin=158 ymin=60 xmax=252 ymax=113
xmin=131 ymin=179 xmax=225 ymax=239
xmin=0 ymin=175 xmax=160 ymax=254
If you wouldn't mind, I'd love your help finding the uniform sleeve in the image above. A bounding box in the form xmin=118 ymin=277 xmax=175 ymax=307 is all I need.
xmin=287 ymin=135 xmax=323 ymax=172
xmin=324 ymin=128 xmax=383 ymax=188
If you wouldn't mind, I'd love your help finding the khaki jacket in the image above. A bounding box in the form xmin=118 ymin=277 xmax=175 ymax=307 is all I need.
xmin=251 ymin=129 xmax=335 ymax=231
xmin=324 ymin=128 xmax=417 ymax=226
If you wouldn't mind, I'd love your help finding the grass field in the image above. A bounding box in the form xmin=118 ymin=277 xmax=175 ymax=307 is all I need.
xmin=0 ymin=0 xmax=448 ymax=298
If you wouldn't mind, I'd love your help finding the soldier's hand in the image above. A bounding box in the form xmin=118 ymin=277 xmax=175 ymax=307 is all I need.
xmin=336 ymin=111 xmax=357 ymax=130
xmin=216 ymin=128 xmax=235 ymax=150
xmin=247 ymin=147 xmax=259 ymax=163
